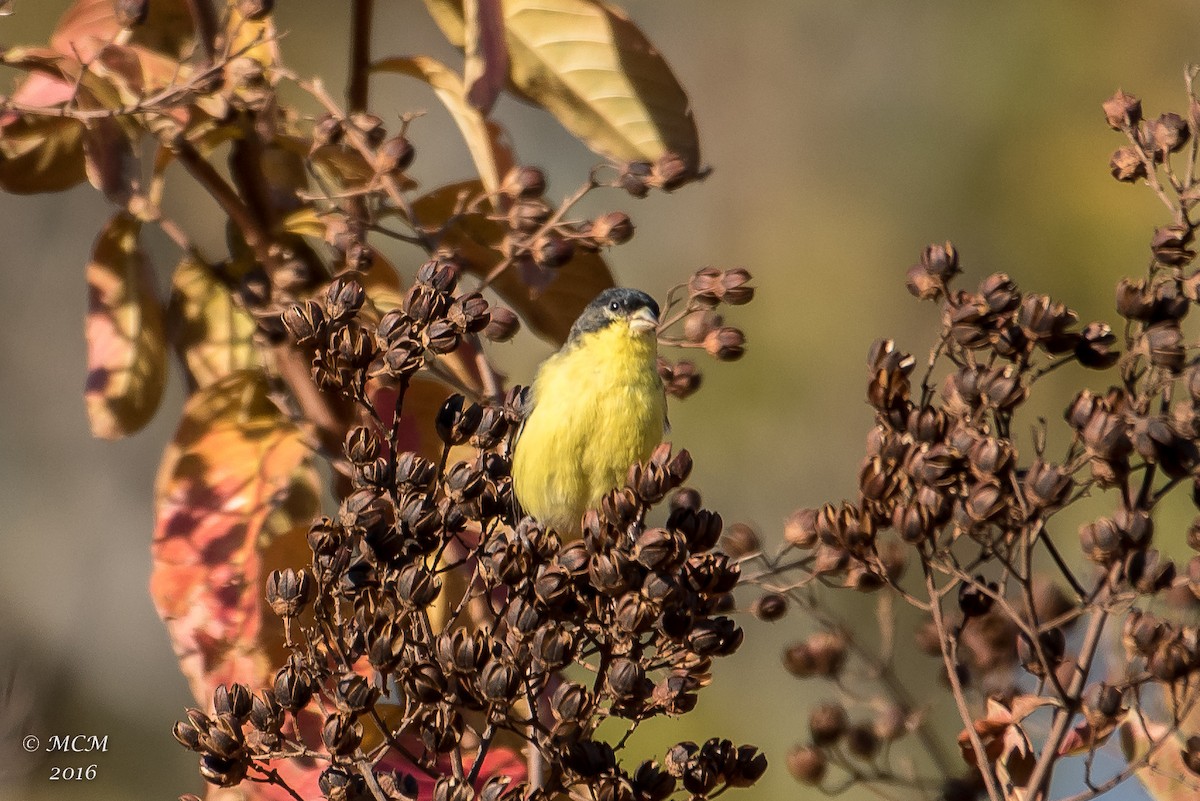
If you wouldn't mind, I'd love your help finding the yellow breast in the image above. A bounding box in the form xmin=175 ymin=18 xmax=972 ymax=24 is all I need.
xmin=512 ymin=323 xmax=666 ymax=534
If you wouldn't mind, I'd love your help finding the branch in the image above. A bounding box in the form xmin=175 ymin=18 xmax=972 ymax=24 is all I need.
xmin=1026 ymin=570 xmax=1115 ymax=801
xmin=922 ymin=555 xmax=1003 ymax=801
xmin=349 ymin=0 xmax=375 ymax=112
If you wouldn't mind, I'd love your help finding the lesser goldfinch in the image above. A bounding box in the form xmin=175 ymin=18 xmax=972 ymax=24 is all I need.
xmin=512 ymin=288 xmax=667 ymax=534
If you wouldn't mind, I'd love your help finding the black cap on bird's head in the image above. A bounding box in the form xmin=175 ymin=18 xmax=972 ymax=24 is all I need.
xmin=567 ymin=288 xmax=660 ymax=342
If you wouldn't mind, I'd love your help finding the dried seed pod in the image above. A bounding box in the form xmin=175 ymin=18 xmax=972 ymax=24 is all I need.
xmin=786 ymin=745 xmax=826 ymax=784
xmin=436 ymin=394 xmax=484 ymax=445
xmin=483 ymin=306 xmax=520 ymax=341
xmin=808 ymin=701 xmax=848 ymax=746
xmin=1151 ymin=113 xmax=1190 ymax=155
xmin=282 ymin=300 xmax=327 ymax=345
xmin=590 ymin=211 xmax=636 ymax=246
xmin=1103 ymin=89 xmax=1142 ymax=129
xmin=720 ymin=522 xmax=761 ymax=558
xmin=376 ymin=135 xmax=415 ymax=173
xmin=958 ymin=578 xmax=996 ymax=618
xmin=1110 ymin=146 xmax=1147 ymax=182
xmin=751 ymin=592 xmax=787 ymax=621
xmin=502 ymin=166 xmax=547 ymax=199
xmin=265 ymin=569 xmax=312 ymax=618
xmin=199 ymin=754 xmax=248 ymax=787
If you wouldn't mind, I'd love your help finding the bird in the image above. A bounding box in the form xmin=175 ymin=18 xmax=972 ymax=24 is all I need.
xmin=511 ymin=287 xmax=668 ymax=535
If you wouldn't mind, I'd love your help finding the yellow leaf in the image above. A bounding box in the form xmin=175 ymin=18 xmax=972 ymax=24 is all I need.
xmin=167 ymin=257 xmax=260 ymax=390
xmin=421 ymin=0 xmax=699 ymax=168
xmin=280 ymin=207 xmax=327 ymax=239
xmin=84 ymin=212 xmax=167 ymax=439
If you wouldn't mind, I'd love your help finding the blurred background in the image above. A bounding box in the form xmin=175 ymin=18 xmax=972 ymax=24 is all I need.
xmin=3 ymin=2 xmax=1200 ymax=799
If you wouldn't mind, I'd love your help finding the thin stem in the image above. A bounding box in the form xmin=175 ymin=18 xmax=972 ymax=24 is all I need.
xmin=1025 ymin=571 xmax=1114 ymax=801
xmin=921 ymin=554 xmax=1003 ymax=801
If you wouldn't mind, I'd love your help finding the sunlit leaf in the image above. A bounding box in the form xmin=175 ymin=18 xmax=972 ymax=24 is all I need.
xmin=0 ymin=114 xmax=86 ymax=194
xmin=51 ymin=0 xmax=194 ymax=62
xmin=373 ymin=56 xmax=515 ymax=196
xmin=151 ymin=371 xmax=312 ymax=703
xmin=422 ymin=0 xmax=699 ymax=169
xmin=279 ymin=207 xmax=326 ymax=240
xmin=166 ymin=257 xmax=260 ymax=390
xmin=84 ymin=212 xmax=166 ymax=439
xmin=1120 ymin=712 xmax=1200 ymax=801
xmin=226 ymin=4 xmax=280 ymax=71
xmin=463 ymin=0 xmax=508 ymax=113
xmin=90 ymin=43 xmax=188 ymax=108
xmin=413 ymin=180 xmax=614 ymax=344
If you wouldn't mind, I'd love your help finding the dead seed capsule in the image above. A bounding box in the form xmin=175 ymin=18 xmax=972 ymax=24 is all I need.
xmin=1152 ymin=113 xmax=1190 ymax=155
xmin=704 ymin=326 xmax=746 ymax=360
xmin=265 ymin=569 xmax=312 ymax=618
xmin=752 ymin=593 xmax=788 ymax=621
xmin=502 ymin=165 xmax=547 ymax=199
xmin=375 ymin=135 xmax=415 ymax=174
xmin=809 ymin=702 xmax=848 ymax=746
xmin=1110 ymin=146 xmax=1147 ymax=182
xmin=786 ymin=745 xmax=826 ymax=784
xmin=483 ymin=306 xmax=520 ymax=342
xmin=1103 ymin=89 xmax=1142 ymax=129
xmin=590 ymin=211 xmax=635 ymax=246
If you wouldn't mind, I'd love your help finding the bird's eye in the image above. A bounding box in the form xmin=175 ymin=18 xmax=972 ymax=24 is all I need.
xmin=608 ymin=301 xmax=620 ymax=312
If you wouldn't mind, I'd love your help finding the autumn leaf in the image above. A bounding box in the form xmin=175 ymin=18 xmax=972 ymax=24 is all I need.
xmin=151 ymin=371 xmax=313 ymax=703
xmin=1120 ymin=709 xmax=1200 ymax=801
xmin=422 ymin=0 xmax=699 ymax=170
xmin=463 ymin=0 xmax=509 ymax=114
xmin=166 ymin=257 xmax=261 ymax=391
xmin=84 ymin=212 xmax=167 ymax=439
xmin=51 ymin=0 xmax=194 ymax=62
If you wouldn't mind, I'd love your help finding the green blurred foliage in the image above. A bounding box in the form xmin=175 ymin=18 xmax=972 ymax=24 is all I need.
xmin=3 ymin=2 xmax=1199 ymax=800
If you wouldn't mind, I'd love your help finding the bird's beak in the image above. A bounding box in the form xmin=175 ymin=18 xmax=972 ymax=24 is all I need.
xmin=628 ymin=306 xmax=659 ymax=334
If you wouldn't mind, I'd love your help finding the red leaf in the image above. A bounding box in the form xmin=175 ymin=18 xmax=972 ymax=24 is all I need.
xmin=151 ymin=372 xmax=312 ymax=704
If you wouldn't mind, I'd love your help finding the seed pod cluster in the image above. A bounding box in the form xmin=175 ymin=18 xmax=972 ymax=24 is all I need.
xmin=184 ymin=280 xmax=761 ymax=800
xmin=762 ymin=75 xmax=1200 ymax=800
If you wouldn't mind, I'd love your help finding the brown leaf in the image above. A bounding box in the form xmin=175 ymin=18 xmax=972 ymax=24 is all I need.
xmin=51 ymin=0 xmax=194 ymax=62
xmin=151 ymin=371 xmax=312 ymax=703
xmin=166 ymin=257 xmax=260 ymax=390
xmin=412 ymin=180 xmax=614 ymax=344
xmin=1120 ymin=711 xmax=1200 ymax=801
xmin=463 ymin=0 xmax=509 ymax=114
xmin=422 ymin=0 xmax=700 ymax=169
xmin=81 ymin=115 xmax=137 ymax=205
xmin=84 ymin=212 xmax=167 ymax=439
xmin=0 ymin=114 xmax=86 ymax=194
xmin=373 ymin=56 xmax=515 ymax=196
